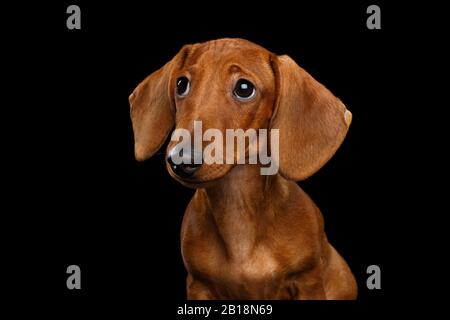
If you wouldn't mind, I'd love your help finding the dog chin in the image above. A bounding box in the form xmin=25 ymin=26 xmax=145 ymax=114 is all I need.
xmin=167 ymin=165 xmax=234 ymax=189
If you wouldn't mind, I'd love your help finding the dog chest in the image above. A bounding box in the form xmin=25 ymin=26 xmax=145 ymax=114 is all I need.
xmin=186 ymin=242 xmax=288 ymax=298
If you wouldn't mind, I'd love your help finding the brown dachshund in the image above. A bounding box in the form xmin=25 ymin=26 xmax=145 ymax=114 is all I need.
xmin=129 ymin=38 xmax=357 ymax=299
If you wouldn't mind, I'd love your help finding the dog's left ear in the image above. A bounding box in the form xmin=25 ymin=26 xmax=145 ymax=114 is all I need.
xmin=270 ymin=55 xmax=352 ymax=181
xmin=129 ymin=45 xmax=191 ymax=161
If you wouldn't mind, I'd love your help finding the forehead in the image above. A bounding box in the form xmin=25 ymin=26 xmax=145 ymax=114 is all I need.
xmin=181 ymin=39 xmax=273 ymax=76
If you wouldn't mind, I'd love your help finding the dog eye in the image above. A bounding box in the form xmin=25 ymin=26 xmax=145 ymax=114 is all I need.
xmin=233 ymin=79 xmax=256 ymax=101
xmin=176 ymin=76 xmax=190 ymax=97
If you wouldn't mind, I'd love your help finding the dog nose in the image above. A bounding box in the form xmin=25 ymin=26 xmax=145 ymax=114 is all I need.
xmin=167 ymin=150 xmax=202 ymax=178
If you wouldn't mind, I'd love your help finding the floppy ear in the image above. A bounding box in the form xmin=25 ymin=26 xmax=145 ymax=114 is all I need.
xmin=129 ymin=46 xmax=189 ymax=161
xmin=270 ymin=55 xmax=352 ymax=181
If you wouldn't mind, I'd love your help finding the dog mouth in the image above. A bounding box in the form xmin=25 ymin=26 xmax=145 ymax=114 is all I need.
xmin=166 ymin=161 xmax=234 ymax=188
xmin=171 ymin=163 xmax=201 ymax=178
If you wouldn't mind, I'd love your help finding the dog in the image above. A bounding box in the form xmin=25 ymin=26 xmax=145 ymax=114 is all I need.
xmin=129 ymin=38 xmax=357 ymax=299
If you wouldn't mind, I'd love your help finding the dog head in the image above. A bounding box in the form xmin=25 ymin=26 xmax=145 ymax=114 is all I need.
xmin=129 ymin=38 xmax=351 ymax=187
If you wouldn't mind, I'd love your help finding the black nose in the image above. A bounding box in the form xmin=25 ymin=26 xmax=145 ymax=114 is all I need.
xmin=167 ymin=153 xmax=201 ymax=178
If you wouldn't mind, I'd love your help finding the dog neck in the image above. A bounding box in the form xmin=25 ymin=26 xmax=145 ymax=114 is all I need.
xmin=198 ymin=165 xmax=283 ymax=261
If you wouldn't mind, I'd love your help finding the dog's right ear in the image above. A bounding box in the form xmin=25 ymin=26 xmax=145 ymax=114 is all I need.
xmin=129 ymin=46 xmax=190 ymax=161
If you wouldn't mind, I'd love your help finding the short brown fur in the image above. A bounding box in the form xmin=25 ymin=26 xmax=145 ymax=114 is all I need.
xmin=129 ymin=38 xmax=357 ymax=299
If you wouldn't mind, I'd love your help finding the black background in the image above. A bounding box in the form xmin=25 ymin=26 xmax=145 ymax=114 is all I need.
xmin=4 ymin=0 xmax=422 ymax=317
